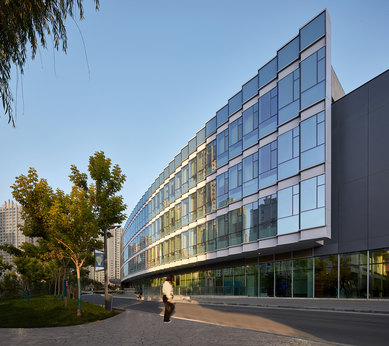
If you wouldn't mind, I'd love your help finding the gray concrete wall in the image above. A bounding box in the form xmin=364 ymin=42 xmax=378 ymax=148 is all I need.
xmin=317 ymin=69 xmax=389 ymax=256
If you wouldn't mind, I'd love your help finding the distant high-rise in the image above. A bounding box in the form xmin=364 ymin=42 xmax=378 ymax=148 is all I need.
xmin=0 ymin=200 xmax=34 ymax=265
xmin=89 ymin=226 xmax=123 ymax=285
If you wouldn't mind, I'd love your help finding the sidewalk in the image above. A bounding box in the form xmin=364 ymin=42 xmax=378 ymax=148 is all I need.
xmin=119 ymin=293 xmax=389 ymax=314
xmin=0 ymin=308 xmax=329 ymax=346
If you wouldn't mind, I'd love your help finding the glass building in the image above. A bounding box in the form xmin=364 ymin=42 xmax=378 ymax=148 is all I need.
xmin=121 ymin=10 xmax=389 ymax=299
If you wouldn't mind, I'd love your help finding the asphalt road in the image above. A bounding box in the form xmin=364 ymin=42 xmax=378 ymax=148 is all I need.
xmin=83 ymin=294 xmax=389 ymax=346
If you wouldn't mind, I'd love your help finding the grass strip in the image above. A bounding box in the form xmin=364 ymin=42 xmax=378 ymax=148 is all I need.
xmin=0 ymin=295 xmax=118 ymax=328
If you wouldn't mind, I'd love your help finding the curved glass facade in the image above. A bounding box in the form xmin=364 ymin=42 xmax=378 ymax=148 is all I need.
xmin=122 ymin=11 xmax=332 ymax=289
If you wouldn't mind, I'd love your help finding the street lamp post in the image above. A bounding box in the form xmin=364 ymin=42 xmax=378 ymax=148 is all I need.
xmin=104 ymin=225 xmax=119 ymax=311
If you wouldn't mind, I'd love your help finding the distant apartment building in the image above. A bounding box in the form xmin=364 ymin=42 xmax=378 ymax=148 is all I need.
xmin=89 ymin=226 xmax=123 ymax=284
xmin=0 ymin=200 xmax=34 ymax=265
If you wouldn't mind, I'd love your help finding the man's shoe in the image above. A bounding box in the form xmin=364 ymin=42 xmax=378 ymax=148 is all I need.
xmin=163 ymin=320 xmax=171 ymax=323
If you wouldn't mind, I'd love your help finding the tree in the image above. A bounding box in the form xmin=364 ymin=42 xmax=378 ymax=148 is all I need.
xmin=0 ymin=254 xmax=12 ymax=277
xmin=0 ymin=0 xmax=99 ymax=126
xmin=47 ymin=186 xmax=103 ymax=316
xmin=69 ymin=151 xmax=127 ymax=312
xmin=69 ymin=151 xmax=127 ymax=232
xmin=11 ymin=152 xmax=126 ymax=316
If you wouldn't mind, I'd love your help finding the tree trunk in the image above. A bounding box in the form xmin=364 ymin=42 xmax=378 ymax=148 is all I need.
xmin=54 ymin=273 xmax=57 ymax=297
xmin=76 ymin=264 xmax=81 ymax=317
xmin=63 ymin=263 xmax=68 ymax=307
xmin=57 ymin=268 xmax=62 ymax=297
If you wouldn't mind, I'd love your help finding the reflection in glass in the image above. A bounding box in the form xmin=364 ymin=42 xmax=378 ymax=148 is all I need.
xmin=217 ymin=172 xmax=229 ymax=209
xmin=278 ymin=69 xmax=300 ymax=125
xmin=278 ymin=36 xmax=299 ymax=71
xmin=293 ymin=258 xmax=313 ymax=297
xmin=217 ymin=129 xmax=229 ymax=168
xmin=243 ymin=75 xmax=258 ymax=103
xmin=259 ymin=87 xmax=278 ymax=138
xmin=243 ymin=152 xmax=258 ymax=197
xmin=259 ymin=57 xmax=277 ymax=88
xmin=340 ymin=252 xmax=367 ymax=298
xmin=259 ymin=194 xmax=277 ymax=238
xmin=315 ymin=255 xmax=338 ymax=298
xmin=229 ymin=91 xmax=242 ymax=115
xmin=260 ymin=262 xmax=274 ymax=297
xmin=300 ymin=174 xmax=325 ymax=229
xmin=301 ymin=47 xmax=325 ymax=109
xmin=229 ymin=163 xmax=242 ymax=203
xmin=278 ymin=127 xmax=299 ymax=180
xmin=228 ymin=208 xmax=242 ymax=246
xmin=229 ymin=117 xmax=243 ymax=159
xmin=277 ymin=185 xmax=299 ymax=234
xmin=243 ymin=103 xmax=259 ymax=149
xmin=300 ymin=12 xmax=325 ymax=51
xmin=370 ymin=249 xmax=389 ymax=298
xmin=243 ymin=201 xmax=259 ymax=242
xmin=217 ymin=214 xmax=229 ymax=249
xmin=276 ymin=260 xmax=292 ymax=297
xmin=259 ymin=141 xmax=277 ymax=188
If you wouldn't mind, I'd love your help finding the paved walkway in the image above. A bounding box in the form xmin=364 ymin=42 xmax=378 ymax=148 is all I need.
xmin=0 ymin=309 xmax=329 ymax=346
xmin=2 ymin=294 xmax=389 ymax=346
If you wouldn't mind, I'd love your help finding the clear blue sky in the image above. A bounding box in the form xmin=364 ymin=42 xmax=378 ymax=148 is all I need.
xmin=1 ymin=0 xmax=388 ymax=222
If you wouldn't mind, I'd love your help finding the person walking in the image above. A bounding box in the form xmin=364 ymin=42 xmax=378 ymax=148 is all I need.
xmin=162 ymin=275 xmax=174 ymax=323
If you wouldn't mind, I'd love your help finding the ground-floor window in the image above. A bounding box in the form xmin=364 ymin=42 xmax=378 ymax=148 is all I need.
xmin=129 ymin=248 xmax=389 ymax=299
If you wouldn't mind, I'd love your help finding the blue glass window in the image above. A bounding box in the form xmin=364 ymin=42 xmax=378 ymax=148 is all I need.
xmin=206 ymin=116 xmax=217 ymax=137
xmin=259 ymin=87 xmax=278 ymax=138
xmin=189 ymin=137 xmax=197 ymax=154
xmin=206 ymin=219 xmax=217 ymax=251
xmin=217 ymin=104 xmax=229 ymax=127
xmin=189 ymin=157 xmax=197 ymax=188
xmin=301 ymin=47 xmax=325 ymax=109
xmin=259 ymin=141 xmax=277 ymax=188
xmin=174 ymin=153 xmax=182 ymax=170
xmin=243 ymin=75 xmax=258 ymax=103
xmin=229 ymin=117 xmax=243 ymax=159
xmin=278 ymin=126 xmax=300 ymax=180
xmin=188 ymin=228 xmax=196 ymax=256
xmin=181 ymin=145 xmax=189 ymax=160
xmin=259 ymin=193 xmax=277 ymax=239
xmin=278 ymin=68 xmax=300 ymax=125
xmin=229 ymin=91 xmax=242 ymax=115
xmin=278 ymin=36 xmax=300 ymax=71
xmin=206 ymin=139 xmax=217 ymax=176
xmin=169 ymin=160 xmax=175 ymax=176
xmin=229 ymin=163 xmax=242 ymax=203
xmin=206 ymin=179 xmax=217 ymax=214
xmin=175 ymin=171 xmax=182 ymax=198
xmin=301 ymin=111 xmax=325 ymax=170
xmin=181 ymin=164 xmax=189 ymax=194
xmin=169 ymin=178 xmax=175 ymax=203
xmin=301 ymin=174 xmax=325 ymax=229
xmin=243 ymin=103 xmax=259 ymax=149
xmin=216 ymin=129 xmax=229 ymax=168
xmin=243 ymin=201 xmax=259 ymax=242
xmin=228 ymin=207 xmax=242 ymax=246
xmin=197 ymin=127 xmax=206 ymax=145
xmin=277 ymin=184 xmax=299 ymax=235
xmin=189 ymin=192 xmax=197 ymax=222
xmin=259 ymin=57 xmax=277 ymax=89
xmin=197 ymin=149 xmax=206 ymax=182
xmin=217 ymin=214 xmax=229 ymax=249
xmin=300 ymin=12 xmax=325 ymax=51
xmin=217 ymin=171 xmax=229 ymax=209
xmin=242 ymin=152 xmax=258 ymax=197
xmin=163 ymin=167 xmax=169 ymax=181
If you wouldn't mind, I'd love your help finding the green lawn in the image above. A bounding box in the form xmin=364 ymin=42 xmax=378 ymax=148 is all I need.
xmin=0 ymin=295 xmax=118 ymax=328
